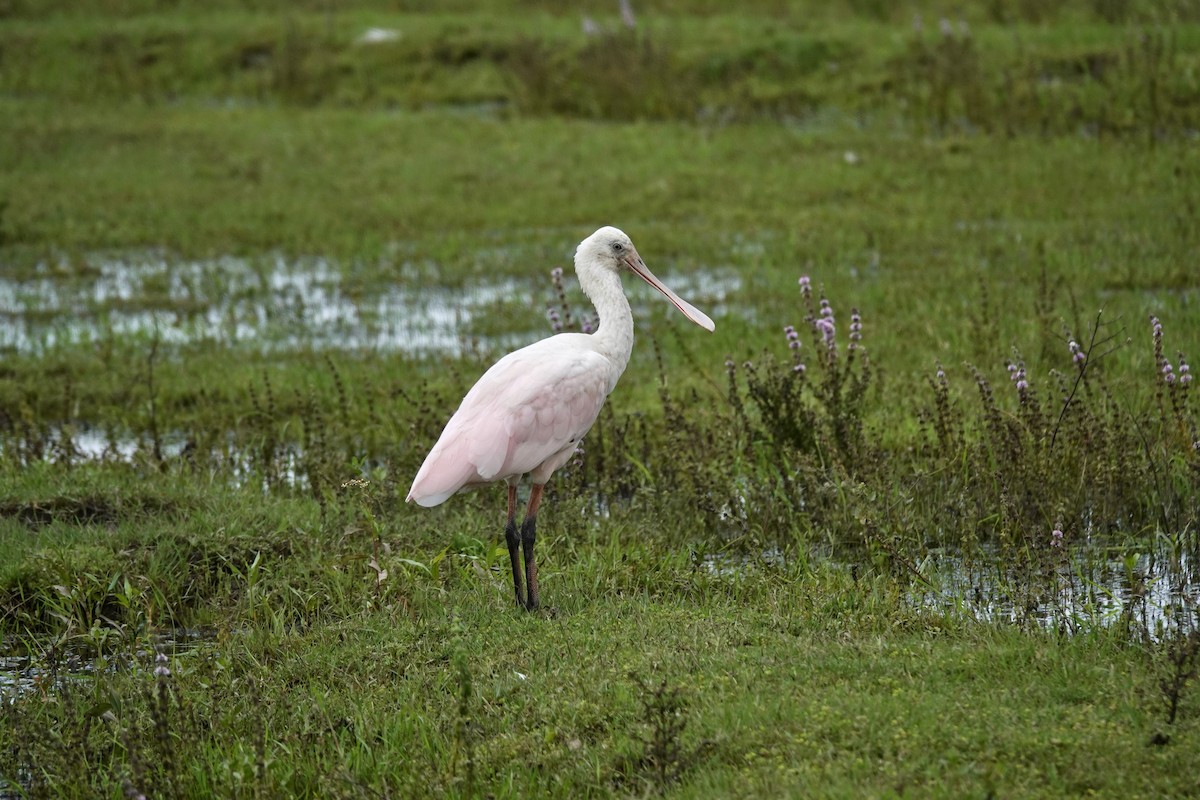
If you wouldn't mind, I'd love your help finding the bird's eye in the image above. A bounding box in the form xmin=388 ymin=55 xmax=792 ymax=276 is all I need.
xmin=613 ymin=242 xmax=624 ymax=252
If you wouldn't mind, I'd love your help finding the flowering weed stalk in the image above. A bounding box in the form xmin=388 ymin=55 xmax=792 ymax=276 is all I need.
xmin=732 ymin=277 xmax=874 ymax=470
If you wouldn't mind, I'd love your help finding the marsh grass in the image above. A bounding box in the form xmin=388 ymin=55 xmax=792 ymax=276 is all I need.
xmin=4 ymin=566 xmax=1199 ymax=797
xmin=2 ymin=3 xmax=1199 ymax=136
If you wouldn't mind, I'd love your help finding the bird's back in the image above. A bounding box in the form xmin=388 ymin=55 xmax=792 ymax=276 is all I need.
xmin=407 ymin=335 xmax=615 ymax=506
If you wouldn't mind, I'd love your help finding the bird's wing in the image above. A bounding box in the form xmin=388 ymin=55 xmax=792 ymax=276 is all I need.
xmin=497 ymin=350 xmax=610 ymax=480
xmin=408 ymin=336 xmax=613 ymax=506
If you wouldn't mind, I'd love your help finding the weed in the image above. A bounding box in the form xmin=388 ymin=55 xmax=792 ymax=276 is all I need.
xmin=447 ymin=649 xmax=478 ymax=794
xmin=1156 ymin=611 xmax=1200 ymax=732
xmin=621 ymin=672 xmax=711 ymax=794
xmin=1145 ymin=597 xmax=1200 ymax=746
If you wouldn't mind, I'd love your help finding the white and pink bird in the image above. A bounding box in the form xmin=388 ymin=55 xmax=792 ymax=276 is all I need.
xmin=406 ymin=226 xmax=714 ymax=610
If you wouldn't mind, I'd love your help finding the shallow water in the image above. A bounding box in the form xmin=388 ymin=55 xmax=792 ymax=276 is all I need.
xmin=702 ymin=543 xmax=1200 ymax=639
xmin=0 ymin=254 xmax=528 ymax=355
xmin=21 ymin=424 xmax=310 ymax=493
xmin=0 ymin=254 xmax=741 ymax=356
xmin=0 ymin=628 xmax=215 ymax=705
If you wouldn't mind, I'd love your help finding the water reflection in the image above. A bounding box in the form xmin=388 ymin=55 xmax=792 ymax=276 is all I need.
xmin=916 ymin=545 xmax=1200 ymax=638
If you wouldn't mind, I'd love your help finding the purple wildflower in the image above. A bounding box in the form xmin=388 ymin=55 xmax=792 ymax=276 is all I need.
xmin=1051 ymin=528 xmax=1064 ymax=547
xmin=816 ymin=316 xmax=836 ymax=349
xmin=1179 ymin=356 xmax=1191 ymax=385
xmin=849 ymin=309 xmax=862 ymax=343
xmin=1009 ymin=361 xmax=1029 ymax=396
xmin=793 ymin=363 xmax=807 ymax=374
xmin=547 ymin=307 xmax=562 ymax=333
xmin=784 ymin=325 xmax=806 ymax=372
xmin=154 ymin=651 xmax=171 ymax=677
xmin=1069 ymin=339 xmax=1086 ymax=368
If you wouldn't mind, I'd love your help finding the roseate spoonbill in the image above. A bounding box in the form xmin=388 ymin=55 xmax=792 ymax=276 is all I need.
xmin=406 ymin=226 xmax=714 ymax=610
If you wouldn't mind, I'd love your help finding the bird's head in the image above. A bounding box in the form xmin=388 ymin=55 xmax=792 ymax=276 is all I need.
xmin=577 ymin=226 xmax=641 ymax=275
xmin=575 ymin=226 xmax=715 ymax=332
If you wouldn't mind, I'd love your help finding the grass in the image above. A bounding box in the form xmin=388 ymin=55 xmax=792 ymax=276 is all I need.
xmin=2 ymin=0 xmax=1200 ymax=796
xmin=4 ymin=490 xmax=1199 ymax=797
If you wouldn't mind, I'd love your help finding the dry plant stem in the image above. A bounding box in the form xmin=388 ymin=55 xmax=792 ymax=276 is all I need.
xmin=1050 ymin=309 xmax=1124 ymax=450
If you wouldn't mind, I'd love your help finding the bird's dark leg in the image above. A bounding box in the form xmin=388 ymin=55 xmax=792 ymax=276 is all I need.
xmin=521 ymin=484 xmax=545 ymax=611
xmin=505 ymin=484 xmax=525 ymax=609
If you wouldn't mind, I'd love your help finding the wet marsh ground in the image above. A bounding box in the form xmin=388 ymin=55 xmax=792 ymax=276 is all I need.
xmin=3 ymin=1 xmax=1200 ymax=797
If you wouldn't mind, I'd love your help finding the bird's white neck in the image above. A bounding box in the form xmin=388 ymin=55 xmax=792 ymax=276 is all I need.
xmin=576 ymin=259 xmax=635 ymax=378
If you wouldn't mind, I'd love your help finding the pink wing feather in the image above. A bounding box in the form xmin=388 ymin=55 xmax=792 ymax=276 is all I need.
xmin=407 ymin=336 xmax=613 ymax=507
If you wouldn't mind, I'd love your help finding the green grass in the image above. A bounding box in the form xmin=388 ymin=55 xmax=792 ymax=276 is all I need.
xmin=2 ymin=1 xmax=1200 ymax=797
xmin=3 ymin=470 xmax=1198 ymax=798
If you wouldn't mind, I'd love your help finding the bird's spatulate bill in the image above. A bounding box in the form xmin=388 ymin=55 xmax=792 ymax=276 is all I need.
xmin=625 ymin=257 xmax=716 ymax=332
